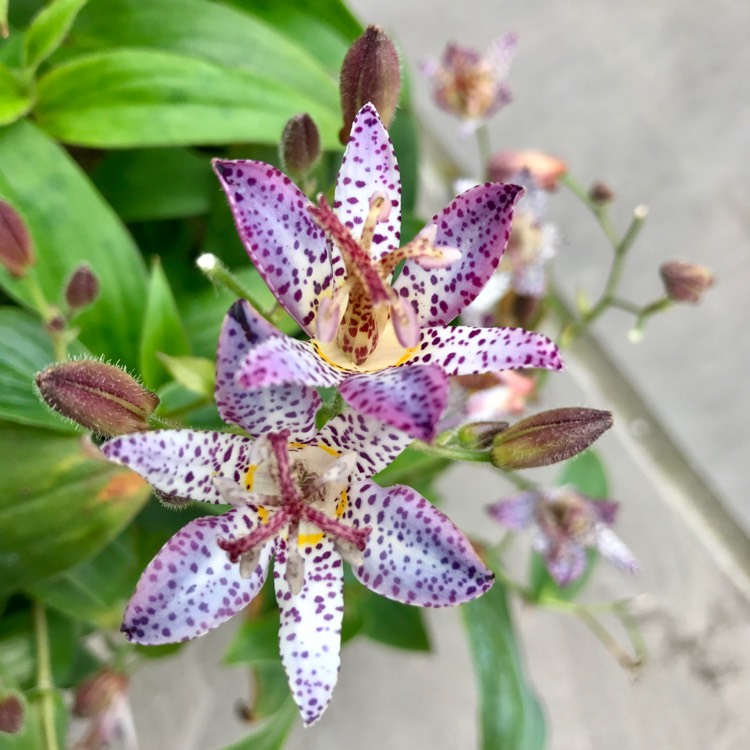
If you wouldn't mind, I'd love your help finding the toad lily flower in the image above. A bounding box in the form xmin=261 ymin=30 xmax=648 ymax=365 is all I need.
xmin=212 ymin=103 xmax=562 ymax=441
xmin=487 ymin=487 xmax=638 ymax=586
xmin=101 ymin=300 xmax=494 ymax=726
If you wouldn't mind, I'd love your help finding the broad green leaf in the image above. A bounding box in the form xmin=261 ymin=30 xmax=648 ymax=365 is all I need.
xmin=462 ymin=580 xmax=546 ymax=750
xmin=0 ymin=64 xmax=33 ymax=125
xmin=0 ymin=423 xmax=150 ymax=595
xmin=0 ymin=121 xmax=147 ymax=367
xmin=224 ymin=614 xmax=280 ymax=666
xmin=0 ymin=687 xmax=67 ymax=750
xmin=157 ymin=355 xmax=214 ymax=398
xmin=69 ymin=0 xmax=338 ymax=110
xmin=358 ymin=589 xmax=430 ymax=651
xmin=222 ymin=696 xmax=297 ymax=750
xmin=0 ymin=307 xmax=82 ymax=431
xmin=373 ymin=447 xmax=448 ymax=504
xmin=26 ymin=529 xmax=140 ymax=628
xmin=34 ymin=49 xmax=341 ymax=148
xmin=22 ymin=0 xmax=88 ymax=71
xmin=528 ymin=450 xmax=609 ymax=601
xmin=90 ymin=148 xmax=213 ymax=222
xmin=139 ymin=258 xmax=191 ymax=390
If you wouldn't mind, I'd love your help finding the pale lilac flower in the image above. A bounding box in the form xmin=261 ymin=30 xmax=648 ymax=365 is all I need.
xmin=212 ymin=104 xmax=562 ymax=442
xmin=421 ymin=33 xmax=517 ymax=131
xmin=101 ymin=300 xmax=494 ymax=726
xmin=488 ymin=487 xmax=638 ymax=586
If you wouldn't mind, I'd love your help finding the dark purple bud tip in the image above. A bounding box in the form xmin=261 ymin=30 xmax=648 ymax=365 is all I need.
xmin=36 ymin=360 xmax=160 ymax=436
xmin=280 ymin=113 xmax=321 ymax=178
xmin=339 ymin=25 xmax=401 ymax=144
xmin=659 ymin=261 xmax=714 ymax=304
xmin=0 ymin=200 xmax=35 ymax=279
xmin=65 ymin=263 xmax=100 ymax=309
xmin=491 ymin=407 xmax=613 ymax=470
xmin=588 ymin=181 xmax=615 ymax=204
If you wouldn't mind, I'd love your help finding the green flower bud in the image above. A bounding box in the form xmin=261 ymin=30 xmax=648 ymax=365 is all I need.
xmin=339 ymin=25 xmax=401 ymax=144
xmin=0 ymin=200 xmax=34 ymax=279
xmin=458 ymin=420 xmax=510 ymax=450
xmin=659 ymin=261 xmax=714 ymax=304
xmin=491 ymin=407 xmax=613 ymax=470
xmin=36 ymin=360 xmax=159 ymax=436
xmin=280 ymin=113 xmax=321 ymax=179
xmin=65 ymin=263 xmax=100 ymax=310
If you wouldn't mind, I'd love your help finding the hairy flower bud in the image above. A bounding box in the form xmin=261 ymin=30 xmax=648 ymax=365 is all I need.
xmin=458 ymin=420 xmax=510 ymax=450
xmin=65 ymin=263 xmax=100 ymax=310
xmin=488 ymin=150 xmax=567 ymax=191
xmin=280 ymin=113 xmax=321 ymax=179
xmin=588 ymin=181 xmax=615 ymax=204
xmin=491 ymin=407 xmax=613 ymax=470
xmin=73 ymin=670 xmax=129 ymax=719
xmin=36 ymin=360 xmax=159 ymax=436
xmin=659 ymin=261 xmax=714 ymax=304
xmin=339 ymin=25 xmax=401 ymax=143
xmin=0 ymin=200 xmax=35 ymax=278
xmin=0 ymin=693 xmax=24 ymax=734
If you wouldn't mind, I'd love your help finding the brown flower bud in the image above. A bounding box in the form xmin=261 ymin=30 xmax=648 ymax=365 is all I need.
xmin=0 ymin=200 xmax=35 ymax=278
xmin=339 ymin=25 xmax=401 ymax=144
xmin=458 ymin=420 xmax=510 ymax=450
xmin=659 ymin=261 xmax=714 ymax=304
xmin=491 ymin=407 xmax=613 ymax=470
xmin=36 ymin=360 xmax=159 ymax=436
xmin=65 ymin=263 xmax=100 ymax=310
xmin=0 ymin=693 xmax=24 ymax=734
xmin=280 ymin=113 xmax=321 ymax=179
xmin=588 ymin=181 xmax=615 ymax=204
xmin=73 ymin=669 xmax=129 ymax=719
xmin=487 ymin=150 xmax=567 ymax=190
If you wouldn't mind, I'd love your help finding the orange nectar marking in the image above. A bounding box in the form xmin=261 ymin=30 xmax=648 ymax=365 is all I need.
xmin=288 ymin=441 xmax=306 ymax=450
xmin=244 ymin=464 xmax=258 ymax=490
xmin=299 ymin=531 xmax=324 ymax=546
xmin=258 ymin=506 xmax=269 ymax=524
xmin=312 ymin=341 xmax=351 ymax=371
xmin=394 ymin=346 xmax=417 ymax=367
xmin=317 ymin=443 xmax=341 ymax=457
xmin=336 ymin=489 xmax=348 ymax=518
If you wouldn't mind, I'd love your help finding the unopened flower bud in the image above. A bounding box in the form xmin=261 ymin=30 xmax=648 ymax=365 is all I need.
xmin=491 ymin=407 xmax=613 ymax=470
xmin=659 ymin=261 xmax=714 ymax=304
xmin=0 ymin=200 xmax=35 ymax=278
xmin=488 ymin=150 xmax=567 ymax=191
xmin=339 ymin=25 xmax=401 ymax=143
xmin=458 ymin=420 xmax=510 ymax=450
xmin=73 ymin=669 xmax=129 ymax=719
xmin=280 ymin=113 xmax=321 ymax=179
xmin=0 ymin=693 xmax=24 ymax=734
xmin=589 ymin=181 xmax=615 ymax=204
xmin=45 ymin=314 xmax=66 ymax=333
xmin=65 ymin=263 xmax=100 ymax=310
xmin=36 ymin=360 xmax=159 ymax=436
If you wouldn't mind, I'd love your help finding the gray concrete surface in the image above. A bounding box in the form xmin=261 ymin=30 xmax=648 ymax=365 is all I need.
xmin=129 ymin=2 xmax=750 ymax=748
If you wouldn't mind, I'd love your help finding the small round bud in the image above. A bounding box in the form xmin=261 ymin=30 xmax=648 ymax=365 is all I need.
xmin=73 ymin=669 xmax=129 ymax=719
xmin=659 ymin=261 xmax=714 ymax=304
xmin=45 ymin=314 xmax=67 ymax=333
xmin=0 ymin=693 xmax=24 ymax=734
xmin=36 ymin=360 xmax=160 ymax=436
xmin=65 ymin=263 xmax=100 ymax=310
xmin=588 ymin=181 xmax=615 ymax=204
xmin=339 ymin=25 xmax=401 ymax=144
xmin=280 ymin=113 xmax=321 ymax=179
xmin=491 ymin=407 xmax=613 ymax=470
xmin=0 ymin=200 xmax=35 ymax=278
xmin=488 ymin=150 xmax=567 ymax=191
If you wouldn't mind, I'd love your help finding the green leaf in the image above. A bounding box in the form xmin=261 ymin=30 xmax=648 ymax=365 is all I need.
xmin=90 ymin=147 xmax=214 ymax=222
xmin=0 ymin=687 xmax=67 ymax=750
xmin=358 ymin=589 xmax=430 ymax=651
xmin=157 ymin=354 xmax=215 ymax=398
xmin=222 ymin=696 xmax=297 ymax=750
xmin=69 ymin=0 xmax=338 ymax=110
xmin=462 ymin=580 xmax=546 ymax=750
xmin=557 ymin=449 xmax=609 ymax=498
xmin=224 ymin=614 xmax=280 ymax=666
xmin=0 ymin=307 xmax=81 ymax=432
xmin=373 ymin=447 xmax=449 ymax=504
xmin=26 ymin=528 xmax=140 ymax=628
xmin=0 ymin=120 xmax=147 ymax=367
xmin=34 ymin=48 xmax=341 ymax=148
xmin=0 ymin=423 xmax=151 ymax=595
xmin=0 ymin=64 xmax=33 ymax=125
xmin=22 ymin=0 xmax=88 ymax=71
xmin=139 ymin=258 xmax=191 ymax=390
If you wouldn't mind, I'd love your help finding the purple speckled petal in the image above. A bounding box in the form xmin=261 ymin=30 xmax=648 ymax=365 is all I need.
xmin=236 ymin=336 xmax=345 ymax=390
xmin=216 ymin=300 xmax=320 ymax=441
xmin=101 ymin=430 xmax=252 ymax=505
xmin=339 ymin=365 xmax=449 ymax=442
xmin=593 ymin=526 xmax=638 ymax=573
xmin=122 ymin=510 xmax=272 ymax=644
xmin=333 ymin=103 xmax=402 ymax=265
xmin=486 ymin=492 xmax=539 ymax=531
xmin=392 ymin=183 xmax=522 ymax=326
xmin=212 ymin=159 xmax=330 ymax=334
xmin=535 ymin=537 xmax=587 ymax=587
xmin=408 ymin=325 xmax=563 ymax=375
xmin=346 ymin=481 xmax=494 ymax=606
xmin=274 ymin=536 xmax=344 ymax=726
xmin=316 ymin=410 xmax=411 ymax=482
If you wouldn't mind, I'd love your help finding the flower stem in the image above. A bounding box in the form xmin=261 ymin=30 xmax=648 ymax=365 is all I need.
xmin=475 ymin=124 xmax=492 ymax=175
xmin=411 ymin=439 xmax=491 ymax=463
xmin=197 ymin=254 xmax=274 ymax=318
xmin=33 ymin=600 xmax=59 ymax=750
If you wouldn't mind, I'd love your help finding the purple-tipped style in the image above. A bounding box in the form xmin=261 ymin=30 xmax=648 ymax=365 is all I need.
xmin=212 ymin=103 xmax=562 ymax=442
xmin=101 ymin=300 xmax=494 ymax=727
xmin=487 ymin=487 xmax=638 ymax=586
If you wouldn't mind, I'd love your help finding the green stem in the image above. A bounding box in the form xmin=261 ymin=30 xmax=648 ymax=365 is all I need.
xmin=475 ymin=124 xmax=492 ymax=175
xmin=197 ymin=254 xmax=271 ymax=316
xmin=411 ymin=439 xmax=491 ymax=463
xmin=33 ymin=601 xmax=59 ymax=750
